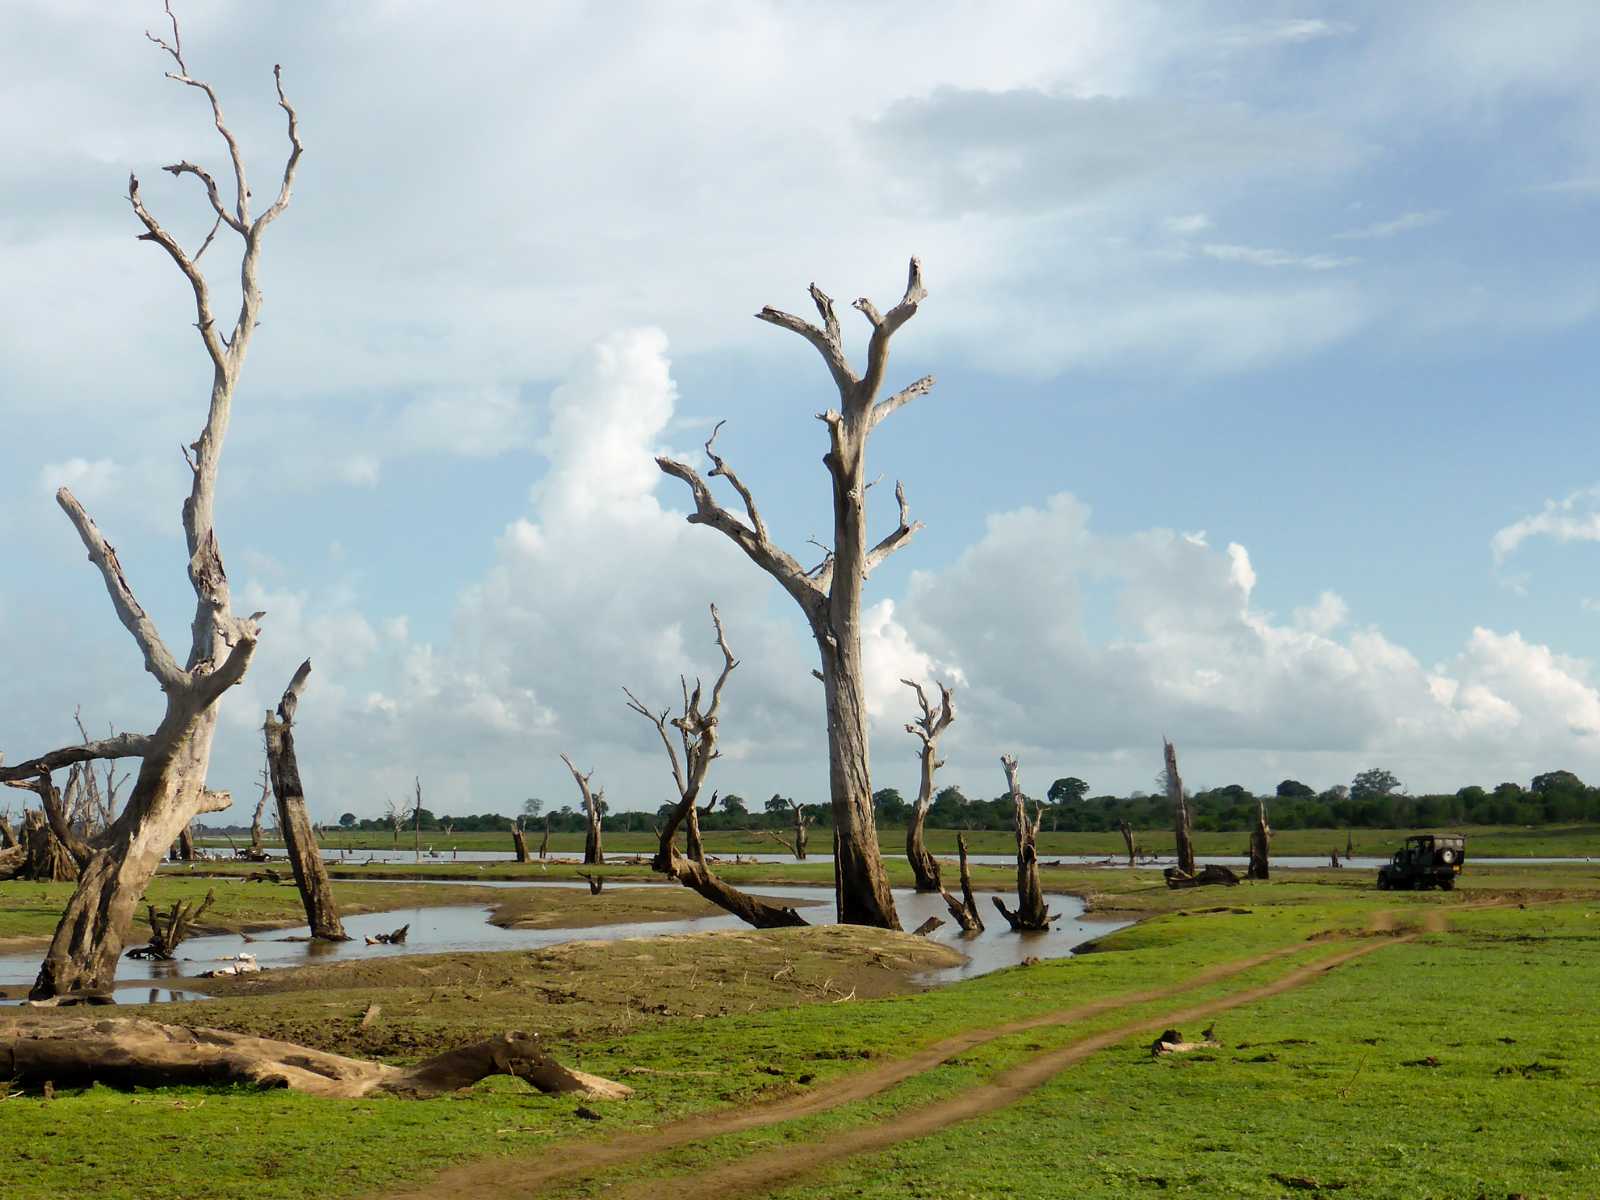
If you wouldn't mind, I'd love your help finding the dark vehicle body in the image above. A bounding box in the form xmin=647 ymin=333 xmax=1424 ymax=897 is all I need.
xmin=1377 ymin=834 xmax=1465 ymax=890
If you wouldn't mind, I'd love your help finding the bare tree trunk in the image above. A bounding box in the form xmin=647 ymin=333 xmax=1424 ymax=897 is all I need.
xmin=412 ymin=777 xmax=423 ymax=865
xmin=628 ymin=606 xmax=810 ymax=929
xmin=560 ymin=756 xmax=604 ymax=865
xmin=0 ymin=15 xmax=301 ymax=1000
xmin=658 ymin=263 xmax=933 ymax=931
xmin=248 ymin=764 xmax=269 ymax=858
xmin=1247 ymin=798 xmax=1271 ymax=881
xmin=2 ymin=1018 xmax=631 ymax=1101
xmin=0 ymin=812 xmax=15 ymax=850
xmin=902 ymin=679 xmax=954 ymax=893
xmin=1165 ymin=738 xmax=1196 ymax=877
xmin=263 ymin=661 xmax=347 ymax=941
xmin=20 ymin=808 xmax=79 ymax=882
xmin=511 ymin=820 xmax=529 ymax=863
xmin=790 ymin=800 xmax=810 ymax=860
xmin=938 ymin=833 xmax=985 ymax=934
xmin=992 ymin=756 xmax=1051 ymax=932
xmin=538 ymin=816 xmax=550 ymax=861
xmin=1119 ymin=819 xmax=1135 ymax=867
xmin=177 ymin=824 xmax=196 ymax=862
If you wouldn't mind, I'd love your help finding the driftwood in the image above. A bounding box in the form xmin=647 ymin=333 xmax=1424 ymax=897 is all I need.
xmin=992 ymin=755 xmax=1052 ymax=931
xmin=902 ymin=679 xmax=954 ymax=893
xmin=263 ymin=660 xmax=347 ymax=940
xmin=365 ymin=923 xmax=409 ymax=946
xmin=911 ymin=916 xmax=945 ymax=937
xmin=129 ymin=889 xmax=215 ymax=960
xmin=1164 ymin=738 xmax=1196 ymax=877
xmin=1163 ymin=864 xmax=1241 ymax=890
xmin=1247 ymin=798 xmax=1271 ymax=881
xmin=626 ymin=606 xmax=808 ymax=930
xmin=560 ymin=755 xmax=604 ymax=865
xmin=0 ymin=1018 xmax=632 ymax=1101
xmin=939 ymin=833 xmax=985 ymax=934
xmin=656 ymin=262 xmax=935 ymax=930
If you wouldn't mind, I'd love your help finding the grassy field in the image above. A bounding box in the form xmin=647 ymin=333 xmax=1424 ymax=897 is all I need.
xmin=211 ymin=822 xmax=1600 ymax=858
xmin=3 ymin=863 xmax=1598 ymax=1198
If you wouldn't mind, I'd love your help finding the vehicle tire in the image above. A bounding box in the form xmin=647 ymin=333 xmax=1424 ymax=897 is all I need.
xmin=1440 ymin=848 xmax=1456 ymax=864
xmin=1440 ymin=878 xmax=1454 ymax=891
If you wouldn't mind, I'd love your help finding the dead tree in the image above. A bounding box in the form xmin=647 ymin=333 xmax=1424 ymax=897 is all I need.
xmin=412 ymin=777 xmax=424 ymax=864
xmin=656 ymin=261 xmax=935 ymax=930
xmin=902 ymin=679 xmax=955 ymax=893
xmin=18 ymin=807 xmax=79 ymax=882
xmin=1118 ymin=819 xmax=1135 ymax=867
xmin=384 ymin=795 xmax=405 ymax=847
xmin=263 ymin=660 xmax=347 ymax=940
xmin=687 ymin=791 xmax=718 ymax=863
xmin=787 ymin=798 xmax=811 ymax=860
xmin=511 ymin=818 xmax=529 ymax=863
xmin=538 ymin=814 xmax=551 ymax=860
xmin=992 ymin=755 xmax=1052 ymax=932
xmin=939 ymin=832 xmax=984 ymax=934
xmin=560 ymin=755 xmax=604 ymax=865
xmin=246 ymin=761 xmax=270 ymax=859
xmin=177 ymin=825 xmax=197 ymax=861
xmin=129 ymin=889 xmax=215 ymax=960
xmin=1164 ymin=738 xmax=1196 ymax=876
xmin=0 ymin=808 xmax=15 ymax=850
xmin=1247 ymin=797 xmax=1271 ymax=881
xmin=625 ymin=605 xmax=807 ymax=929
xmin=0 ymin=8 xmax=300 ymax=999
xmin=2 ymin=1018 xmax=631 ymax=1100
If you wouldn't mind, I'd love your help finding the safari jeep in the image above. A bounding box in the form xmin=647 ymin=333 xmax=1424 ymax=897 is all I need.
xmin=1377 ymin=834 xmax=1466 ymax=891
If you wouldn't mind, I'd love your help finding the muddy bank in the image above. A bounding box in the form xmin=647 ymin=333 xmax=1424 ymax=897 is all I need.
xmin=139 ymin=926 xmax=964 ymax=1059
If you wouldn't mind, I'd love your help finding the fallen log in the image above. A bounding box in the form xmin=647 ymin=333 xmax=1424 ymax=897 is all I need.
xmin=1149 ymin=1027 xmax=1221 ymax=1056
xmin=911 ymin=916 xmax=945 ymax=937
xmin=365 ymin=923 xmax=409 ymax=946
xmin=0 ymin=1017 xmax=632 ymax=1100
xmin=1163 ymin=864 xmax=1241 ymax=890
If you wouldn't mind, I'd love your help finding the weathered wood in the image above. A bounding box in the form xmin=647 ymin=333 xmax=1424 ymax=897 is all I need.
xmin=1118 ymin=819 xmax=1135 ymax=867
xmin=627 ymin=605 xmax=810 ymax=930
xmin=364 ymin=923 xmax=408 ymax=946
xmin=992 ymin=755 xmax=1052 ymax=932
xmin=938 ymin=833 xmax=985 ymax=934
xmin=578 ymin=872 xmax=604 ymax=895
xmin=1163 ymin=864 xmax=1241 ymax=890
xmin=1165 ymin=738 xmax=1196 ymax=877
xmin=1247 ymin=798 xmax=1271 ymax=881
xmin=263 ymin=660 xmax=347 ymax=941
xmin=511 ymin=821 xmax=529 ymax=863
xmin=911 ymin=916 xmax=944 ymax=937
xmin=902 ymin=679 xmax=954 ymax=893
xmin=129 ymin=889 xmax=215 ymax=959
xmin=657 ymin=263 xmax=934 ymax=931
xmin=538 ymin=816 xmax=550 ymax=861
xmin=0 ymin=13 xmax=300 ymax=999
xmin=0 ymin=1017 xmax=632 ymax=1100
xmin=248 ymin=763 xmax=270 ymax=858
xmin=560 ymin=755 xmax=604 ymax=865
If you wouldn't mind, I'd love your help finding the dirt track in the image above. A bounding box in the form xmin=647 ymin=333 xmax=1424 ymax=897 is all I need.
xmin=383 ymin=935 xmax=1403 ymax=1200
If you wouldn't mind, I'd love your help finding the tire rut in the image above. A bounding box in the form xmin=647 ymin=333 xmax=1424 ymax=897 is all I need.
xmin=382 ymin=940 xmax=1331 ymax=1200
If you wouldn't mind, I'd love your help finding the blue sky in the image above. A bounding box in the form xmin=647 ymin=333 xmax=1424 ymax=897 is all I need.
xmin=4 ymin=1 xmax=1600 ymax=821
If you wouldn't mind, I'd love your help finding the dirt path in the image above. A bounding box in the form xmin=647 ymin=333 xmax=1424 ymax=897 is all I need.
xmin=383 ymin=939 xmax=1361 ymax=1200
xmin=601 ymin=936 xmax=1413 ymax=1200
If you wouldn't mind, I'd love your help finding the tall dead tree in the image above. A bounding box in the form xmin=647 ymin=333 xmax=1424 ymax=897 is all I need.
xmin=993 ymin=755 xmax=1052 ymax=932
xmin=902 ymin=679 xmax=955 ymax=893
xmin=412 ymin=777 xmax=424 ymax=864
xmin=1248 ymin=797 xmax=1271 ymax=881
xmin=263 ymin=660 xmax=347 ymax=940
xmin=657 ymin=261 xmax=934 ymax=930
xmin=511 ymin=818 xmax=529 ymax=863
xmin=0 ymin=7 xmax=299 ymax=1000
xmin=626 ymin=605 xmax=807 ymax=928
xmin=1164 ymin=739 xmax=1195 ymax=877
xmin=560 ymin=755 xmax=604 ymax=865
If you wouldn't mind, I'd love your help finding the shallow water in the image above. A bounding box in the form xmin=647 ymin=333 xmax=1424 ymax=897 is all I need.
xmin=0 ymin=882 xmax=1128 ymax=1002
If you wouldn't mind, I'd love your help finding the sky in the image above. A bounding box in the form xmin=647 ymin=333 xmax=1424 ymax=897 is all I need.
xmin=4 ymin=1 xmax=1600 ymax=822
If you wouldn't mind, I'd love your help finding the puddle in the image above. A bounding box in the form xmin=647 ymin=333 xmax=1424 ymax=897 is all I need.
xmin=0 ymin=883 xmax=1128 ymax=1002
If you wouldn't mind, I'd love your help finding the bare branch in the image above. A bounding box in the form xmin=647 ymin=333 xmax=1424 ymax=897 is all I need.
xmin=703 ymin=421 xmax=768 ymax=545
xmin=656 ymin=453 xmax=822 ymax=607
xmin=162 ymin=160 xmax=246 ymax=234
xmin=256 ymin=63 xmax=304 ymax=231
xmin=55 ymin=488 xmax=184 ymax=691
xmin=148 ymin=1 xmax=250 ymax=226
xmin=855 ymin=257 xmax=927 ymax=408
xmin=703 ymin=603 xmax=739 ymax=725
xmin=127 ymin=174 xmax=227 ymax=373
xmin=624 ymin=686 xmax=687 ymax=799
xmin=189 ymin=614 xmax=263 ymax=708
xmin=0 ymin=734 xmax=153 ymax=785
xmin=870 ymin=374 xmax=935 ymax=430
xmin=757 ymin=282 xmax=859 ymax=401
xmin=38 ymin=771 xmax=95 ymax=868
xmin=863 ymin=481 xmax=924 ymax=575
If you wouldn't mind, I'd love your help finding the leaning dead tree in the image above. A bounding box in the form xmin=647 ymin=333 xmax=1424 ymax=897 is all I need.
xmin=0 ymin=9 xmax=300 ymax=1000
xmin=657 ymin=261 xmax=935 ymax=930
xmin=559 ymin=755 xmax=604 ymax=865
xmin=625 ymin=605 xmax=807 ymax=929
xmin=2 ymin=1018 xmax=631 ymax=1101
xmin=939 ymin=832 xmax=985 ymax=934
xmin=1165 ymin=738 xmax=1196 ymax=876
xmin=263 ymin=660 xmax=347 ymax=940
xmin=993 ymin=755 xmax=1052 ymax=932
xmin=1248 ymin=797 xmax=1271 ymax=881
xmin=902 ymin=679 xmax=955 ymax=893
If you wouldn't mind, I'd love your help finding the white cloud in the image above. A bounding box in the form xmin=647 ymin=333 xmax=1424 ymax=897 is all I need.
xmin=1201 ymin=243 xmax=1356 ymax=271
xmin=1162 ymin=213 xmax=1212 ymax=236
xmin=1215 ymin=19 xmax=1356 ymax=50
xmin=1334 ymin=209 xmax=1445 ymax=240
xmin=1491 ymin=484 xmax=1600 ymax=564
xmin=39 ymin=457 xmax=120 ymax=503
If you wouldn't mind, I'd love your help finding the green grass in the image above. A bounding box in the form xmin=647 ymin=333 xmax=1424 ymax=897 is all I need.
xmin=5 ymin=875 xmax=1600 ymax=1198
xmin=209 ymin=822 xmax=1600 ymax=858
